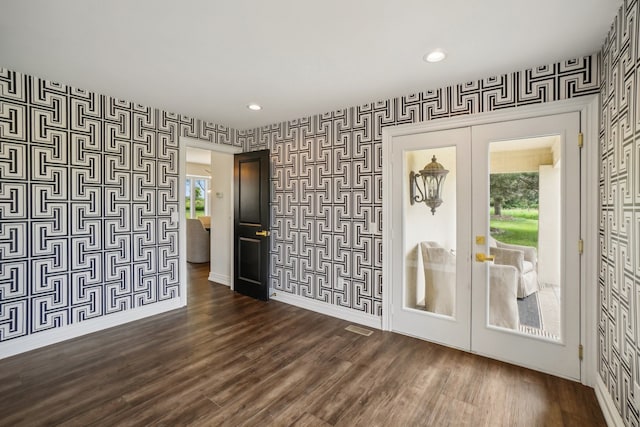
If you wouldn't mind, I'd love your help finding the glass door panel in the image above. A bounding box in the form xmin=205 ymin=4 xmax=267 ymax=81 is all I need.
xmin=487 ymin=136 xmax=561 ymax=341
xmin=405 ymin=147 xmax=457 ymax=317
xmin=391 ymin=128 xmax=471 ymax=350
xmin=471 ymin=113 xmax=581 ymax=380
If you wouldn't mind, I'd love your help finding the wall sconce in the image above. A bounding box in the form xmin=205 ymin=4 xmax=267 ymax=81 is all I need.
xmin=410 ymin=155 xmax=449 ymax=215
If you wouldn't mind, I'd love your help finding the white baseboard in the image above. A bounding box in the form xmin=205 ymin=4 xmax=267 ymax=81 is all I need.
xmin=208 ymin=272 xmax=230 ymax=286
xmin=595 ymin=375 xmax=625 ymax=427
xmin=0 ymin=299 xmax=184 ymax=360
xmin=270 ymin=291 xmax=382 ymax=330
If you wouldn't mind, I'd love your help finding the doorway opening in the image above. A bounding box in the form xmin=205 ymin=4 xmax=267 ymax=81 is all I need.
xmin=185 ymin=147 xmax=214 ymax=265
xmin=179 ymin=137 xmax=241 ymax=304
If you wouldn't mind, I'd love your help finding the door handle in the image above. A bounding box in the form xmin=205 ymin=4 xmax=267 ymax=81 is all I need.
xmin=475 ymin=253 xmax=495 ymax=262
xmin=255 ymin=230 xmax=270 ymax=237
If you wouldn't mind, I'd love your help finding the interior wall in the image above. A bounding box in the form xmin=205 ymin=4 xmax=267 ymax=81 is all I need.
xmin=538 ymin=164 xmax=561 ymax=286
xmin=238 ymin=55 xmax=600 ymax=316
xmin=186 ymin=162 xmax=211 ymax=177
xmin=405 ymin=148 xmax=458 ymax=251
xmin=209 ymin=151 xmax=233 ymax=285
xmin=0 ymin=67 xmax=239 ymax=353
xmin=599 ymin=0 xmax=640 ymax=424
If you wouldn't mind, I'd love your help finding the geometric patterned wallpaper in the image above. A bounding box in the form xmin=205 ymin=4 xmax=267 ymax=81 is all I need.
xmin=239 ymin=54 xmax=601 ymax=318
xmin=599 ymin=0 xmax=640 ymax=425
xmin=0 ymin=67 xmax=239 ymax=343
xmin=0 ymin=51 xmax=609 ymax=364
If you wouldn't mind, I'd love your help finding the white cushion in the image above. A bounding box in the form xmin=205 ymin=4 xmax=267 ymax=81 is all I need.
xmin=522 ymin=260 xmax=534 ymax=273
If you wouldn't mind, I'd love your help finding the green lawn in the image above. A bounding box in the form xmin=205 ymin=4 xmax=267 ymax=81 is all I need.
xmin=185 ymin=199 xmax=206 ymax=218
xmin=490 ymin=208 xmax=539 ymax=248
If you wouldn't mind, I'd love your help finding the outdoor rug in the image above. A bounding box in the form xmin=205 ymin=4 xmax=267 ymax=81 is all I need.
xmin=517 ymin=292 xmax=541 ymax=329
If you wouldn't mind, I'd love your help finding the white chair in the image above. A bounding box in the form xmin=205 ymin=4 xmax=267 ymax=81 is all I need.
xmin=489 ymin=236 xmax=539 ymax=298
xmin=420 ymin=241 xmax=519 ymax=330
xmin=488 ymin=264 xmax=520 ymax=329
xmin=420 ymin=242 xmax=456 ymax=316
xmin=187 ymin=218 xmax=210 ymax=263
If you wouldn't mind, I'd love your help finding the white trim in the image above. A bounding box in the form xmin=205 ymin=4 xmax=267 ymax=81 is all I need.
xmin=581 ymin=95 xmax=601 ymax=387
xmin=227 ymin=156 xmax=236 ymax=291
xmin=180 ymin=137 xmax=241 ymax=301
xmin=271 ymin=292 xmax=382 ymax=330
xmin=0 ymin=300 xmax=182 ymax=360
xmin=179 ymin=137 xmax=188 ymax=307
xmin=383 ymin=97 xmax=598 ymax=138
xmin=181 ymin=136 xmax=243 ymax=154
xmin=381 ymin=95 xmax=599 ymax=385
xmin=381 ymin=119 xmax=393 ymax=331
xmin=595 ymin=375 xmax=625 ymax=427
xmin=208 ymin=272 xmax=231 ymax=286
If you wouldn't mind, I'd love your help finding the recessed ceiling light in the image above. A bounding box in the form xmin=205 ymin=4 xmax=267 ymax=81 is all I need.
xmin=247 ymin=103 xmax=262 ymax=111
xmin=424 ymin=49 xmax=447 ymax=63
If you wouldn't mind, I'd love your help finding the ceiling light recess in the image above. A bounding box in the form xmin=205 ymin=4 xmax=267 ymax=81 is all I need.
xmin=247 ymin=103 xmax=262 ymax=111
xmin=424 ymin=49 xmax=447 ymax=63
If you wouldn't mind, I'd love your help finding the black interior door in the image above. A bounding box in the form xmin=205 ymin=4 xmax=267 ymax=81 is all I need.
xmin=234 ymin=149 xmax=271 ymax=300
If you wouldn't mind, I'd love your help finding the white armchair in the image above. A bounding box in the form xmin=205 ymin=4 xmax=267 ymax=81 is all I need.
xmin=187 ymin=218 xmax=210 ymax=263
xmin=489 ymin=236 xmax=539 ymax=298
xmin=488 ymin=264 xmax=520 ymax=329
xmin=420 ymin=242 xmax=456 ymax=316
xmin=420 ymin=241 xmax=519 ymax=330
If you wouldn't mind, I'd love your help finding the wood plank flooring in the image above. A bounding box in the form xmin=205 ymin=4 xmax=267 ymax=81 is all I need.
xmin=0 ymin=263 xmax=606 ymax=426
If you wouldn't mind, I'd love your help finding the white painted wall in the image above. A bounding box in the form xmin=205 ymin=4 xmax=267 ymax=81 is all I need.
xmin=404 ymin=146 xmax=457 ymax=307
xmin=186 ymin=162 xmax=210 ymax=177
xmin=209 ymin=151 xmax=234 ymax=286
xmin=538 ymin=164 xmax=561 ymax=286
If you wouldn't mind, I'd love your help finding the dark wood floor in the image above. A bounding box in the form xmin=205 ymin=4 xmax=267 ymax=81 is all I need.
xmin=0 ymin=263 xmax=605 ymax=426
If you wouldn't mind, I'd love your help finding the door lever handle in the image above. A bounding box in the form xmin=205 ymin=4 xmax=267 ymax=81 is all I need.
xmin=255 ymin=230 xmax=270 ymax=237
xmin=475 ymin=253 xmax=495 ymax=262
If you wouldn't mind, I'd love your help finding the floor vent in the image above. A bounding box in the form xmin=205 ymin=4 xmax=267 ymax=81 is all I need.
xmin=345 ymin=325 xmax=373 ymax=336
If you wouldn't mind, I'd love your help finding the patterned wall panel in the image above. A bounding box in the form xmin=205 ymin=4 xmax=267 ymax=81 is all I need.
xmin=240 ymin=55 xmax=600 ymax=318
xmin=0 ymin=68 xmax=237 ymax=343
xmin=599 ymin=1 xmax=640 ymax=425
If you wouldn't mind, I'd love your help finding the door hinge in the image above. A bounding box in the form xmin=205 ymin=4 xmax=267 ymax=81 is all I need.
xmin=578 ymin=239 xmax=584 ymax=255
xmin=579 ymin=344 xmax=584 ymax=361
xmin=578 ymin=132 xmax=584 ymax=148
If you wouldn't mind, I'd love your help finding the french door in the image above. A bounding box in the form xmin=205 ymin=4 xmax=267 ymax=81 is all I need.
xmin=390 ymin=127 xmax=472 ymax=350
xmin=389 ymin=113 xmax=582 ymax=380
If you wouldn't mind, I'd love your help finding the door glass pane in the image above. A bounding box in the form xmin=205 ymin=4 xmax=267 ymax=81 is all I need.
xmin=404 ymin=146 xmax=456 ymax=318
xmin=488 ymin=136 xmax=561 ymax=341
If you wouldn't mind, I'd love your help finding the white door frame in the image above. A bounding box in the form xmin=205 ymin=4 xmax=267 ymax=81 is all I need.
xmin=381 ymin=95 xmax=600 ymax=386
xmin=178 ymin=136 xmax=242 ymax=306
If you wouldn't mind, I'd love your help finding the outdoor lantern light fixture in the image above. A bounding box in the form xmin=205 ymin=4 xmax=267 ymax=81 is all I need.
xmin=410 ymin=155 xmax=449 ymax=215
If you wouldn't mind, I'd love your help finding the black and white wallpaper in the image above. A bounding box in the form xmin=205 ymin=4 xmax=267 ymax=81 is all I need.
xmin=599 ymin=0 xmax=640 ymax=425
xmin=0 ymin=68 xmax=238 ymax=343
xmin=0 ymin=48 xmax=607 ymax=368
xmin=238 ymin=55 xmax=600 ymax=317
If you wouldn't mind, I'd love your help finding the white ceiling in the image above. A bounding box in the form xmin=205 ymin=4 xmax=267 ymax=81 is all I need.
xmin=0 ymin=0 xmax=621 ymax=130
